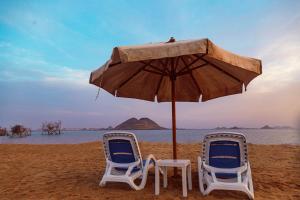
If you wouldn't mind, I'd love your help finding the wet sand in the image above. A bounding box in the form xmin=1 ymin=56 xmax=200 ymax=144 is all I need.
xmin=0 ymin=142 xmax=299 ymax=199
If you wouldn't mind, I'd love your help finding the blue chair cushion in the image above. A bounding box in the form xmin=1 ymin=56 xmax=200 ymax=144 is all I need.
xmin=109 ymin=139 xmax=135 ymax=163
xmin=108 ymin=138 xmax=154 ymax=174
xmin=208 ymin=140 xmax=241 ymax=179
xmin=214 ymin=172 xmax=237 ymax=179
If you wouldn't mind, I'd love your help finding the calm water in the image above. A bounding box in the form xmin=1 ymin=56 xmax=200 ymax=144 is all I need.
xmin=1 ymin=129 xmax=299 ymax=145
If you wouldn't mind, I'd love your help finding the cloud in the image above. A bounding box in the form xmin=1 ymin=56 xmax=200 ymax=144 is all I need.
xmin=43 ymin=67 xmax=90 ymax=87
xmin=0 ymin=41 xmax=90 ymax=86
xmin=252 ymin=32 xmax=300 ymax=93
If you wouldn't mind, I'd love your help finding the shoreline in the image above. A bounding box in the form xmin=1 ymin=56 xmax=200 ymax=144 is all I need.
xmin=1 ymin=141 xmax=300 ymax=146
xmin=18 ymin=128 xmax=300 ymax=132
xmin=1 ymin=129 xmax=299 ymax=145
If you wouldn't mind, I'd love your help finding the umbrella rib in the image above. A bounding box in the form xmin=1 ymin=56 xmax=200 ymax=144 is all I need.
xmin=177 ymin=63 xmax=208 ymax=76
xmin=108 ymin=61 xmax=122 ymax=68
xmin=155 ymin=59 xmax=170 ymax=97
xmin=176 ymin=54 xmax=205 ymax=74
xmin=155 ymin=74 xmax=164 ymax=96
xmin=180 ymin=56 xmax=202 ymax=95
xmin=117 ymin=61 xmax=152 ymax=89
xmin=143 ymin=68 xmax=166 ymax=76
xmin=203 ymin=58 xmax=243 ymax=84
xmin=140 ymin=61 xmax=166 ymax=74
xmin=174 ymin=57 xmax=179 ymax=72
xmin=189 ymin=73 xmax=202 ymax=95
xmin=159 ymin=59 xmax=171 ymax=74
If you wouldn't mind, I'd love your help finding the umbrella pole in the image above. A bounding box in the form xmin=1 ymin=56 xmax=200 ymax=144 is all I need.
xmin=171 ymin=65 xmax=178 ymax=177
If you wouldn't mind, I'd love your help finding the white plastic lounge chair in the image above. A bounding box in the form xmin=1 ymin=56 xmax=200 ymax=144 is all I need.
xmin=198 ymin=132 xmax=254 ymax=199
xmin=99 ymin=132 xmax=159 ymax=190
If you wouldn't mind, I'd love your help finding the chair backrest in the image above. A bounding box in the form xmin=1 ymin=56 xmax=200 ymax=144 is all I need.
xmin=202 ymin=132 xmax=248 ymax=168
xmin=103 ymin=132 xmax=143 ymax=167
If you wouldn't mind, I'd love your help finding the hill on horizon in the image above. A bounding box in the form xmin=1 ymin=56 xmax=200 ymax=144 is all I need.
xmin=114 ymin=118 xmax=166 ymax=130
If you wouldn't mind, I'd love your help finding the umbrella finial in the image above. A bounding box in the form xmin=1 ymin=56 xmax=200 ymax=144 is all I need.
xmin=167 ymin=37 xmax=176 ymax=43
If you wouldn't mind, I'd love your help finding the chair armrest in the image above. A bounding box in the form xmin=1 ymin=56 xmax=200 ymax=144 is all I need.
xmin=125 ymin=160 xmax=142 ymax=176
xmin=144 ymin=154 xmax=164 ymax=173
xmin=198 ymin=156 xmax=202 ymax=164
xmin=106 ymin=159 xmax=141 ymax=176
xmin=144 ymin=154 xmax=156 ymax=166
xmin=137 ymin=154 xmax=158 ymax=189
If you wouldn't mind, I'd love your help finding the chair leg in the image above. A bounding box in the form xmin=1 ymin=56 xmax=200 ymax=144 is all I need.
xmin=203 ymin=184 xmax=213 ymax=196
xmin=249 ymin=173 xmax=254 ymax=192
xmin=182 ymin=167 xmax=187 ymax=197
xmin=155 ymin=164 xmax=160 ymax=195
xmin=198 ymin=157 xmax=206 ymax=194
xmin=127 ymin=179 xmax=142 ymax=190
xmin=200 ymin=173 xmax=212 ymax=196
xmin=99 ymin=177 xmax=106 ymax=187
xmin=248 ymin=180 xmax=254 ymax=198
xmin=163 ymin=167 xmax=168 ymax=188
xmin=199 ymin=177 xmax=205 ymax=194
xmin=188 ymin=164 xmax=192 ymax=190
xmin=240 ymin=186 xmax=254 ymax=200
xmin=247 ymin=163 xmax=254 ymax=199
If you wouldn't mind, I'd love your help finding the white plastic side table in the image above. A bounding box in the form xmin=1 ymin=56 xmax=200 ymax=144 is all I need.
xmin=155 ymin=159 xmax=192 ymax=197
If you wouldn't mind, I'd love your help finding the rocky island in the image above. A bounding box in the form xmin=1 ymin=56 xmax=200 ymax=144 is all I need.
xmin=114 ymin=117 xmax=166 ymax=130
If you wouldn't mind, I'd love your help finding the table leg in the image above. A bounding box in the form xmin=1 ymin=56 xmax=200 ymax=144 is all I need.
xmin=155 ymin=164 xmax=159 ymax=195
xmin=182 ymin=167 xmax=187 ymax=197
xmin=188 ymin=164 xmax=192 ymax=190
xmin=163 ymin=167 xmax=168 ymax=188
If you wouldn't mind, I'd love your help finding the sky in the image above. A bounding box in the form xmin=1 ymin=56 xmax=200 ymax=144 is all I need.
xmin=0 ymin=0 xmax=300 ymax=129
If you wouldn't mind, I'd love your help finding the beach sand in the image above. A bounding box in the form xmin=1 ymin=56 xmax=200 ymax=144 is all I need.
xmin=0 ymin=142 xmax=299 ymax=200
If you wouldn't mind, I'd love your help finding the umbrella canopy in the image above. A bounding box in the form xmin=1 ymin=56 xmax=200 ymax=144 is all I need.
xmin=89 ymin=38 xmax=262 ymax=174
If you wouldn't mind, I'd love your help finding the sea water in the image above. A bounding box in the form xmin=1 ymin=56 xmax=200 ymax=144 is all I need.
xmin=0 ymin=129 xmax=299 ymax=145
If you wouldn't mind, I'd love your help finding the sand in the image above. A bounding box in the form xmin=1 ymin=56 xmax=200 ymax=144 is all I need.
xmin=0 ymin=142 xmax=299 ymax=200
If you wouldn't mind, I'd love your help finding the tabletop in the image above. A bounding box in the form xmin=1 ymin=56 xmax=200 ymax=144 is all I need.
xmin=157 ymin=159 xmax=191 ymax=167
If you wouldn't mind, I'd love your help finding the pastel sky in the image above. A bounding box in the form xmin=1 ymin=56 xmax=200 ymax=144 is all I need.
xmin=1 ymin=0 xmax=300 ymax=129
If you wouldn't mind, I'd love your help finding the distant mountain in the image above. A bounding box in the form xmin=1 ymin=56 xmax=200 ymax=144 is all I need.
xmin=213 ymin=125 xmax=295 ymax=130
xmin=114 ymin=118 xmax=166 ymax=130
xmin=260 ymin=125 xmax=294 ymax=129
xmin=214 ymin=126 xmax=248 ymax=130
xmin=261 ymin=125 xmax=273 ymax=129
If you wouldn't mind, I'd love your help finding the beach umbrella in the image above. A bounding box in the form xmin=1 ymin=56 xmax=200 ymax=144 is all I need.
xmin=89 ymin=37 xmax=262 ymax=175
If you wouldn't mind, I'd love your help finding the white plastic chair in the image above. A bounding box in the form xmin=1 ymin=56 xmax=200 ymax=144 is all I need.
xmin=99 ymin=132 xmax=159 ymax=190
xmin=198 ymin=132 xmax=254 ymax=199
